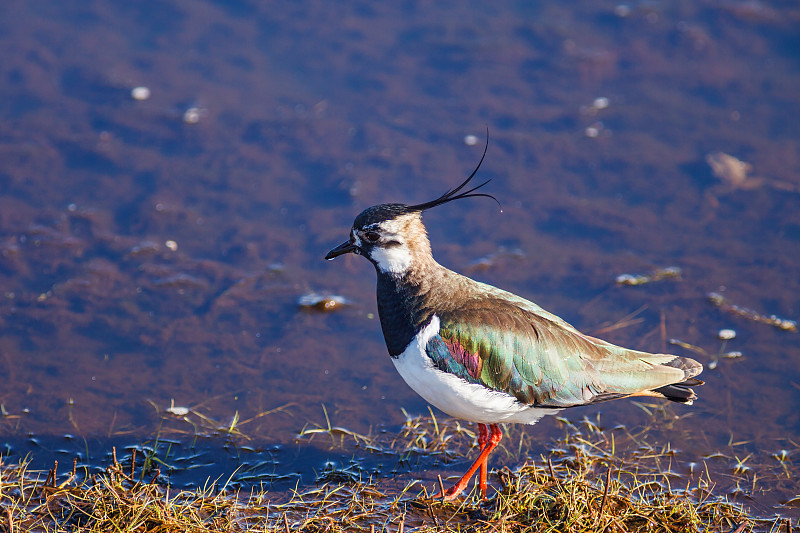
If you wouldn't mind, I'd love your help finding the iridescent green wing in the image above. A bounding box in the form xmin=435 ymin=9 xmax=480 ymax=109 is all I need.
xmin=428 ymin=293 xmax=689 ymax=407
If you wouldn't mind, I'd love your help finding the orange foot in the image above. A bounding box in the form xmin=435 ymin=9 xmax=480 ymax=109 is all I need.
xmin=433 ymin=423 xmax=502 ymax=501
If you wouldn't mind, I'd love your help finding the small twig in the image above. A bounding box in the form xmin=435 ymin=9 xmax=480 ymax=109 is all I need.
xmin=595 ymin=468 xmax=612 ymax=527
xmin=40 ymin=464 xmax=56 ymax=498
xmin=112 ymin=446 xmax=119 ymax=469
xmin=44 ymin=467 xmax=54 ymax=488
xmin=398 ymin=513 xmax=405 ymax=533
xmin=149 ymin=467 xmax=160 ymax=485
xmin=130 ymin=448 xmax=137 ymax=478
xmin=283 ymin=513 xmax=291 ymax=533
xmin=499 ymin=465 xmax=515 ymax=491
xmin=729 ymin=523 xmax=747 ymax=533
xmin=426 ymin=501 xmax=440 ymax=529
xmin=437 ymin=475 xmax=446 ymax=501
xmin=58 ymin=457 xmax=78 ymax=488
xmin=6 ymin=508 xmax=13 ymax=533
xmin=51 ymin=460 xmax=58 ymax=486
xmin=785 ymin=518 xmax=792 ymax=533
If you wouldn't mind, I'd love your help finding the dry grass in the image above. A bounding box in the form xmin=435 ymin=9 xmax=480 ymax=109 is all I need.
xmin=0 ymin=413 xmax=795 ymax=532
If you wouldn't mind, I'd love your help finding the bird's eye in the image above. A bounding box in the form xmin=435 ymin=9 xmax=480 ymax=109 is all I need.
xmin=364 ymin=231 xmax=380 ymax=242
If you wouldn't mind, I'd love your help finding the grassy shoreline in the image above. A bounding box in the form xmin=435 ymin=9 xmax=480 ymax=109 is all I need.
xmin=0 ymin=413 xmax=795 ymax=532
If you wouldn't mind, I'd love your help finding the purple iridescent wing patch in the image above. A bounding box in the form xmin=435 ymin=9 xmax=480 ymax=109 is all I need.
xmin=442 ymin=338 xmax=482 ymax=379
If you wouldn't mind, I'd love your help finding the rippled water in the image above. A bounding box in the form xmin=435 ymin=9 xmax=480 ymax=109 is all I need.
xmin=1 ymin=0 xmax=798 ymax=519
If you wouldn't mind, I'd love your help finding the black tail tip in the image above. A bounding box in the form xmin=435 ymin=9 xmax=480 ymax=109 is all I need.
xmin=652 ymin=383 xmax=699 ymax=404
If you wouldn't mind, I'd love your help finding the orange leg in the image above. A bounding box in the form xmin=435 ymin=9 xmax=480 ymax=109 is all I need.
xmin=477 ymin=424 xmax=489 ymax=498
xmin=439 ymin=423 xmax=502 ymax=501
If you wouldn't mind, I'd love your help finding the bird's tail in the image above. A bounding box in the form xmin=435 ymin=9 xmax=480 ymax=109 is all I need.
xmin=650 ymin=356 xmax=704 ymax=405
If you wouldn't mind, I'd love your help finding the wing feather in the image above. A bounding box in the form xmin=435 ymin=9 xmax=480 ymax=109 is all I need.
xmin=426 ymin=289 xmax=701 ymax=408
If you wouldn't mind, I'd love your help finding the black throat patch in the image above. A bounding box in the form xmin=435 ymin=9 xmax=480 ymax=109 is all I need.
xmin=375 ymin=271 xmax=432 ymax=357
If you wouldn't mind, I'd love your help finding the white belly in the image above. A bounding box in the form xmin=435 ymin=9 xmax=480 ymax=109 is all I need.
xmin=391 ymin=315 xmax=559 ymax=425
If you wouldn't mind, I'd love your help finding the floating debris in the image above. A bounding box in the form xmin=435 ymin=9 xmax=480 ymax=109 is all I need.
xmin=585 ymin=122 xmax=604 ymax=138
xmin=130 ymin=86 xmax=151 ymax=101
xmin=165 ymin=399 xmax=190 ymax=417
xmin=463 ymin=134 xmax=479 ymax=146
xmin=592 ymin=96 xmax=609 ymax=110
xmin=580 ymin=97 xmax=610 ymax=117
xmin=708 ymin=292 xmax=797 ymax=332
xmin=166 ymin=405 xmax=190 ymax=417
xmin=705 ymin=152 xmax=796 ymax=194
xmin=669 ymin=331 xmax=744 ymax=371
xmin=298 ymin=292 xmax=349 ymax=312
xmin=165 ymin=240 xmax=178 ymax=251
xmin=183 ymin=106 xmax=204 ymax=124
xmin=615 ymin=266 xmax=682 ymax=286
xmin=706 ymin=152 xmax=752 ymax=188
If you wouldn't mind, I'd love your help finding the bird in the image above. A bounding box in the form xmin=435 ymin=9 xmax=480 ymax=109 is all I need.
xmin=325 ymin=135 xmax=703 ymax=501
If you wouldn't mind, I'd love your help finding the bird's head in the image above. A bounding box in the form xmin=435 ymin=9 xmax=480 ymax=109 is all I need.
xmin=325 ymin=132 xmax=497 ymax=276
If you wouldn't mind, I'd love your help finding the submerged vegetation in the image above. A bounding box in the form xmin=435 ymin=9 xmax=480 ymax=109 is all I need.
xmin=1 ymin=409 xmax=796 ymax=532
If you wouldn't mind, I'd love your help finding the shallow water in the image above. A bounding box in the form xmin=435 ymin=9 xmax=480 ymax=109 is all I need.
xmin=1 ymin=0 xmax=799 ymax=520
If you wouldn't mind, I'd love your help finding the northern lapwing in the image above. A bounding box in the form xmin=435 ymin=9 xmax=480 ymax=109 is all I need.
xmin=325 ymin=136 xmax=703 ymax=500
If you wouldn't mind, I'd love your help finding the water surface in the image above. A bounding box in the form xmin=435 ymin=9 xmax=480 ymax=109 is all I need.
xmin=1 ymin=0 xmax=799 ymax=519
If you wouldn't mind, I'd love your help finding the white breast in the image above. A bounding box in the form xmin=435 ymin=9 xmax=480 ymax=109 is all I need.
xmin=391 ymin=315 xmax=559 ymax=425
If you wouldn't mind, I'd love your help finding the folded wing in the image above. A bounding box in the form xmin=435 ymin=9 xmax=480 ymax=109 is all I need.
xmin=426 ymin=294 xmax=702 ymax=408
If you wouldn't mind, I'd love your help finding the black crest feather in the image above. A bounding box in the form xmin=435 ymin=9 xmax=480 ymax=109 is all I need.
xmin=351 ymin=129 xmax=498 ymax=230
xmin=407 ymin=128 xmax=499 ymax=212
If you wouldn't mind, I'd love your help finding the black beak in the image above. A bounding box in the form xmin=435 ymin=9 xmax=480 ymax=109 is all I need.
xmin=325 ymin=240 xmax=358 ymax=260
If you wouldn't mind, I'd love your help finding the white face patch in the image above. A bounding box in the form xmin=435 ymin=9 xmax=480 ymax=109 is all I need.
xmin=370 ymin=243 xmax=412 ymax=274
xmin=356 ymin=218 xmax=416 ymax=275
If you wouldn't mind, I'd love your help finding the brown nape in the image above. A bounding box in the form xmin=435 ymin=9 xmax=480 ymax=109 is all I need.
xmin=402 ymin=214 xmax=432 ymax=255
xmin=404 ymin=219 xmax=478 ymax=294
xmin=400 ymin=214 xmax=436 ymax=280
